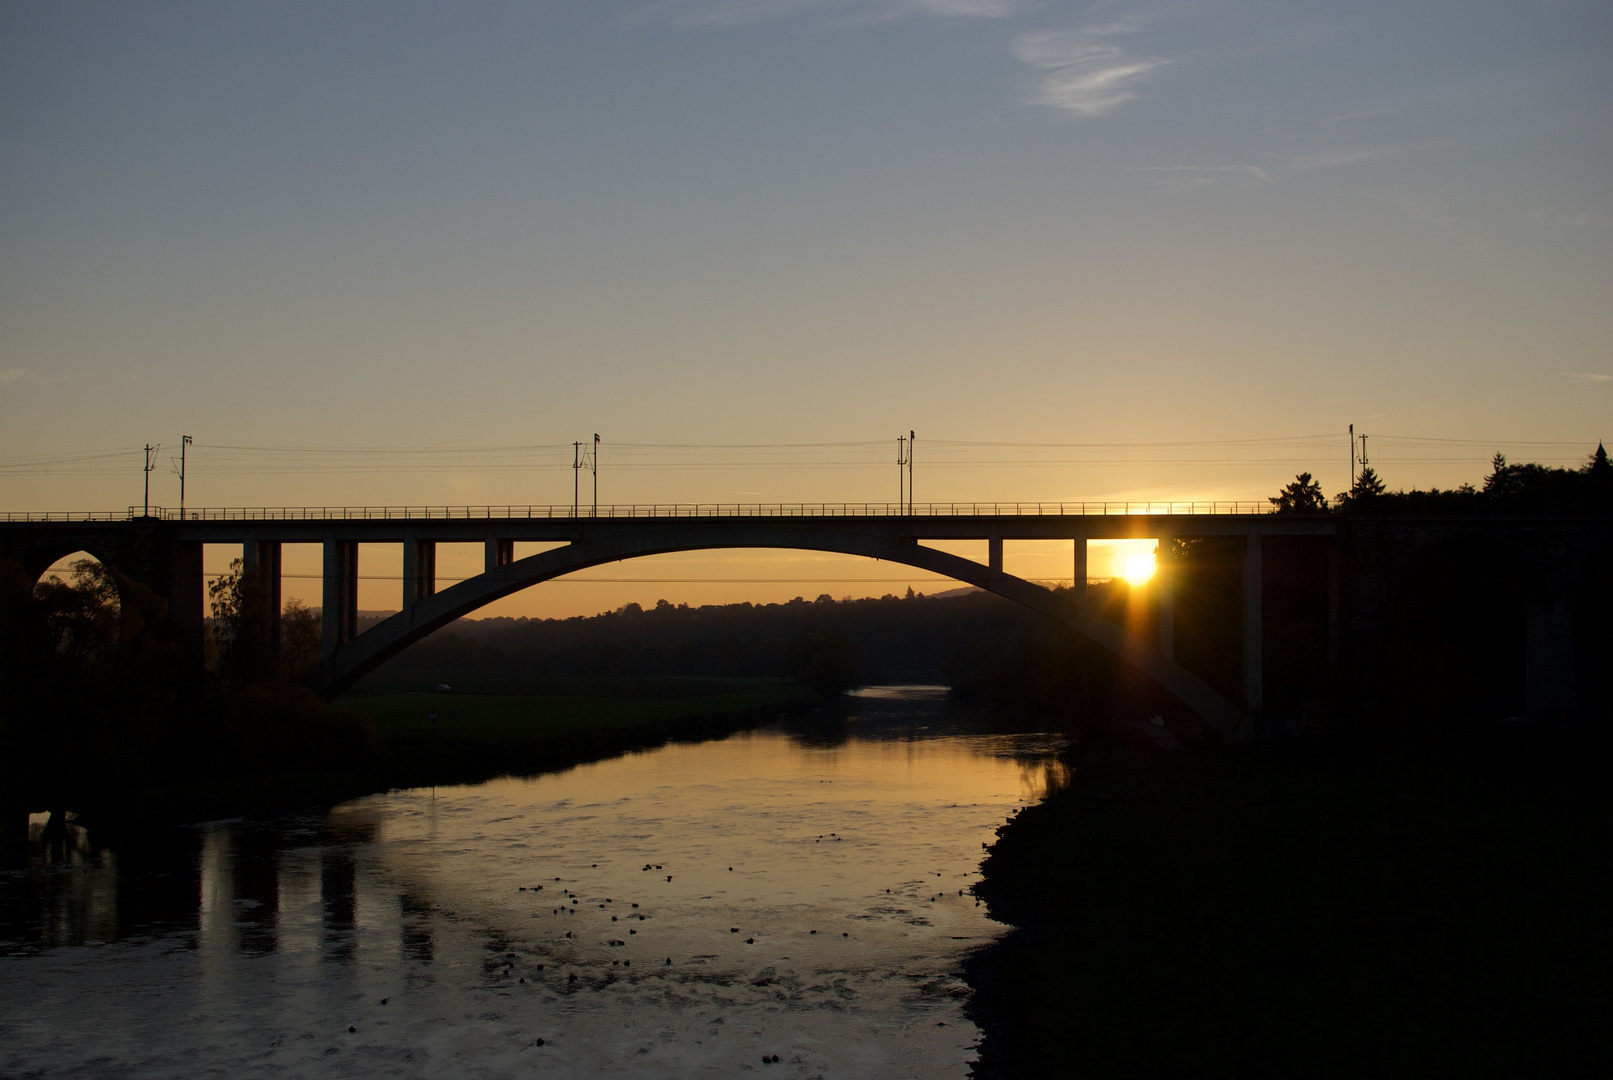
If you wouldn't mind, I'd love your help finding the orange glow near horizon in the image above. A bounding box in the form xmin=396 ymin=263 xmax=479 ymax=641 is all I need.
xmin=45 ymin=536 xmax=1176 ymax=620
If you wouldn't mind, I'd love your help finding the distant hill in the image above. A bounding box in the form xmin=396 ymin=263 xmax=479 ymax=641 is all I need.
xmin=354 ymin=589 xmax=1042 ymax=694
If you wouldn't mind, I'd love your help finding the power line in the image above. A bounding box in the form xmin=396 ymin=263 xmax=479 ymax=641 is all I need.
xmin=4 ymin=433 xmax=1599 ymax=481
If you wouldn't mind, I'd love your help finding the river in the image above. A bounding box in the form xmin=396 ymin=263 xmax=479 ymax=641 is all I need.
xmin=1 ymin=688 xmax=1067 ymax=1079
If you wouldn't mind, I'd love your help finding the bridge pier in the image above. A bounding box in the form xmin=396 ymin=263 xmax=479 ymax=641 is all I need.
xmin=987 ymin=536 xmax=1003 ymax=577
xmin=1073 ymin=533 xmax=1087 ymax=606
xmin=486 ymin=537 xmax=514 ymax=573
xmin=403 ymin=539 xmax=436 ymax=605
xmin=322 ymin=540 xmax=359 ymax=658
xmin=1243 ymin=532 xmax=1263 ymax=714
xmin=167 ymin=539 xmax=206 ymax=661
xmin=1526 ymin=598 xmax=1577 ymax=721
xmin=1157 ymin=539 xmax=1174 ymax=661
xmin=244 ymin=540 xmax=283 ymax=659
xmin=1327 ymin=537 xmax=1341 ymax=666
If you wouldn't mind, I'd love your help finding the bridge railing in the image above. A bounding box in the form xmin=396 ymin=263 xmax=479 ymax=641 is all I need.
xmin=0 ymin=500 xmax=1282 ymax=522
xmin=0 ymin=510 xmax=137 ymax=522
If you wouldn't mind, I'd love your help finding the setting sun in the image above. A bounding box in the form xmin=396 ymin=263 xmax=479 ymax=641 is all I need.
xmin=1123 ymin=553 xmax=1156 ymax=586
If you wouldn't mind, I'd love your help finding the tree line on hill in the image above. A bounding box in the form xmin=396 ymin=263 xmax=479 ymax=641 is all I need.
xmin=1269 ymin=443 xmax=1612 ymax=514
xmin=362 ymin=588 xmax=1046 ymax=696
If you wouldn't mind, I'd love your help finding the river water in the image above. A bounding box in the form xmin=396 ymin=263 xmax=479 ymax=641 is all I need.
xmin=1 ymin=689 xmax=1067 ymax=1079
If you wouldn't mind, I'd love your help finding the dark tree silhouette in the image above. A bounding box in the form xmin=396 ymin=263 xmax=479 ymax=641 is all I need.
xmin=784 ymin=625 xmax=863 ymax=695
xmin=1269 ymin=472 xmax=1328 ymax=513
xmin=1586 ymin=442 xmax=1611 ymax=483
xmin=1336 ymin=466 xmax=1387 ymax=507
xmin=0 ymin=557 xmax=190 ymax=809
xmin=280 ymin=598 xmax=322 ymax=682
xmin=208 ymin=558 xmax=278 ymax=686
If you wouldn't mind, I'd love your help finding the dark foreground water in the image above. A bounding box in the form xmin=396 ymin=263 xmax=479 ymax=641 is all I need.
xmin=1 ymin=690 xmax=1068 ymax=1079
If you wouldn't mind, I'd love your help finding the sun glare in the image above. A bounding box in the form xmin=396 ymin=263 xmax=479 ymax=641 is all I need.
xmin=1122 ymin=553 xmax=1155 ymax=586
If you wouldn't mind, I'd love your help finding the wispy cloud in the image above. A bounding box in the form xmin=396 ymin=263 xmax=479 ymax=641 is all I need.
xmin=1327 ymin=104 xmax=1401 ymax=122
xmin=1531 ymin=208 xmax=1613 ymax=231
xmin=1131 ymin=146 xmax=1386 ymax=190
xmin=1131 ymin=164 xmax=1272 ymax=189
xmin=630 ymin=0 xmax=1030 ymax=30
xmin=0 ymin=368 xmax=36 ymax=386
xmin=1289 ymin=146 xmax=1386 ymax=171
xmin=1567 ymin=372 xmax=1610 ymax=383
xmin=906 ymin=0 xmax=1028 ymax=15
xmin=1013 ymin=25 xmax=1169 ymax=116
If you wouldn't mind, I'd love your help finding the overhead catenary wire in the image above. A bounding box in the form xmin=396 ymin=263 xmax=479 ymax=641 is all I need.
xmin=2 ymin=433 xmax=1599 ymax=480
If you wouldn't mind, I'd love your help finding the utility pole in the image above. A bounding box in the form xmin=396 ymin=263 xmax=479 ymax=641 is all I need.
xmin=908 ymin=430 xmax=915 ymax=514
xmin=573 ymin=442 xmax=581 ymax=518
xmin=142 ymin=444 xmax=156 ymax=517
xmin=1349 ymin=424 xmax=1355 ymax=490
xmin=896 ymin=434 xmax=908 ymax=511
xmin=593 ymin=433 xmax=600 ymax=517
xmin=179 ymin=435 xmax=192 ymax=520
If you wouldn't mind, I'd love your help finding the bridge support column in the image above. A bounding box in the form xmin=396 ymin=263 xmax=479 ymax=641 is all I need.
xmin=403 ymin=539 xmax=436 ymax=605
xmin=1327 ymin=536 xmax=1341 ymax=666
xmin=988 ymin=536 xmax=1003 ymax=576
xmin=1526 ymin=599 xmax=1577 ymax=721
xmin=244 ymin=540 xmax=283 ymax=659
xmin=1073 ymin=534 xmax=1087 ymax=606
xmin=486 ymin=538 xmax=513 ymax=574
xmin=1157 ymin=552 xmax=1174 ymax=660
xmin=1243 ymin=531 xmax=1263 ymax=715
xmin=166 ymin=539 xmax=205 ymax=662
xmin=322 ymin=540 xmax=359 ymax=658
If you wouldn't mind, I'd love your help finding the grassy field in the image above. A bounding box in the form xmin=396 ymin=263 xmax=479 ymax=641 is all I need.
xmin=964 ymin=735 xmax=1613 ymax=1079
xmin=100 ymin=678 xmax=810 ymax=826
xmin=352 ymin=677 xmax=807 ymax=785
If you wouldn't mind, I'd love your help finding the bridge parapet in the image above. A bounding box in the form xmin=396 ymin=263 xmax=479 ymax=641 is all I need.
xmin=5 ymin=500 xmax=1274 ymax=524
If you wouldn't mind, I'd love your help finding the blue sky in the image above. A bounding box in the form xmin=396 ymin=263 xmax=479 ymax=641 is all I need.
xmin=3 ymin=0 xmax=1610 ymax=609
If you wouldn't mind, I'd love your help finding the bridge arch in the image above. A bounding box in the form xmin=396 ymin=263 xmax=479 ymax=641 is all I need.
xmin=314 ymin=524 xmax=1247 ymax=737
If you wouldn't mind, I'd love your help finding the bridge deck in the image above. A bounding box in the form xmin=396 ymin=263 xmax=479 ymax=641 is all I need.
xmin=6 ymin=502 xmax=1339 ymax=543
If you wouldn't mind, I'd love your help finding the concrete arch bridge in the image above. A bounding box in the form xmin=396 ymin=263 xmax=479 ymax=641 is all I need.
xmin=4 ymin=503 xmax=1605 ymax=737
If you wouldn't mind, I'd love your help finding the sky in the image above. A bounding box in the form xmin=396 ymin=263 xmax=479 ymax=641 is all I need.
xmin=3 ymin=0 xmax=1610 ymax=616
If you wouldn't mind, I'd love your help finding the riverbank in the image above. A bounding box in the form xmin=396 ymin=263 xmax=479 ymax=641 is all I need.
xmin=74 ymin=677 xmax=813 ymax=829
xmin=964 ymin=733 xmax=1613 ymax=1079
